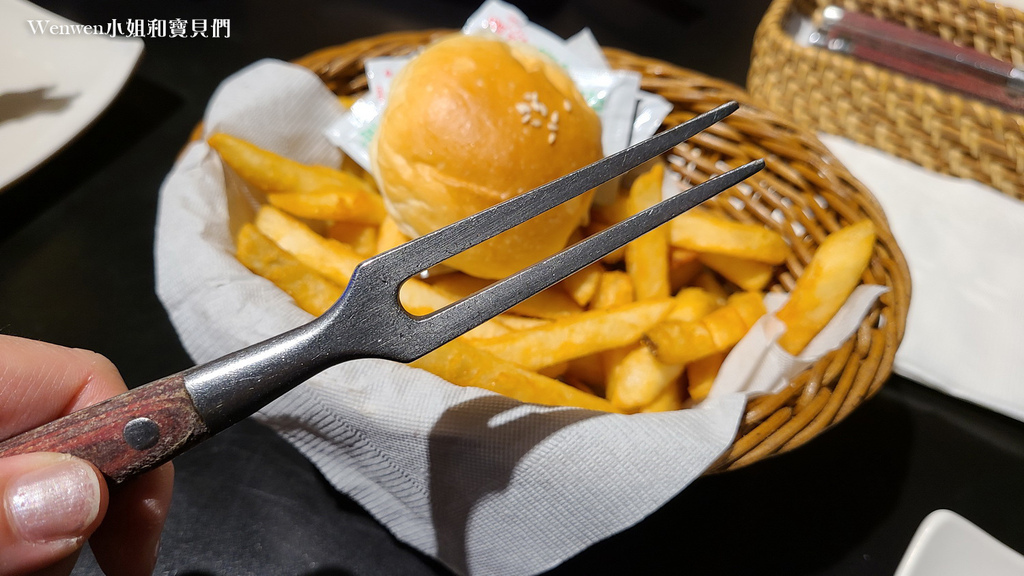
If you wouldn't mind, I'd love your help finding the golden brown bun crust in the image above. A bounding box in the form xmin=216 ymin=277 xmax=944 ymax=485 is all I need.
xmin=371 ymin=34 xmax=603 ymax=279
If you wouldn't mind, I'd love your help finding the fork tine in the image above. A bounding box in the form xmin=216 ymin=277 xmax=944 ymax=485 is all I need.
xmin=377 ymin=101 xmax=741 ymax=280
xmin=416 ymin=158 xmax=765 ymax=357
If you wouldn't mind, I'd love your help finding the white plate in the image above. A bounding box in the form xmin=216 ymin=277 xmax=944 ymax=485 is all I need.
xmin=0 ymin=0 xmax=143 ymax=190
xmin=895 ymin=509 xmax=1024 ymax=576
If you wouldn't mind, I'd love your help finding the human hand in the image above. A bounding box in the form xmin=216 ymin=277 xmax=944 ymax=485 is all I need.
xmin=0 ymin=335 xmax=174 ymax=575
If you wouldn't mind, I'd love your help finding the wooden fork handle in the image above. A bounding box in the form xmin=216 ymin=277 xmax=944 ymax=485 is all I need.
xmin=0 ymin=373 xmax=211 ymax=484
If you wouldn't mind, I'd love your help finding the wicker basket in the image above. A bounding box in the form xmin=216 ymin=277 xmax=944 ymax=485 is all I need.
xmin=289 ymin=31 xmax=911 ymax=472
xmin=749 ymin=0 xmax=1024 ymax=199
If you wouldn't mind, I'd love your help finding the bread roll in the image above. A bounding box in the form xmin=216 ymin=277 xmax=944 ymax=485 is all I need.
xmin=371 ymin=34 xmax=603 ymax=279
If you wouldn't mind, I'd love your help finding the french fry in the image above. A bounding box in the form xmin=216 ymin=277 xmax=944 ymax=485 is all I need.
xmin=560 ymin=262 xmax=604 ymax=307
xmin=646 ymin=291 xmax=766 ymax=365
xmin=494 ymin=315 xmax=551 ymax=332
xmin=375 ymin=215 xmax=410 ymax=254
xmin=591 ymin=191 xmax=632 ymax=225
xmin=706 ymin=291 xmax=765 ymax=345
xmin=590 ymin=270 xmax=634 ymax=310
xmin=209 ymin=133 xmax=349 ymax=192
xmin=775 ymin=220 xmax=876 ymax=354
xmin=208 ymin=133 xmax=386 ymax=224
xmin=255 ymin=205 xmax=508 ymax=338
xmin=626 ymin=232 xmax=671 ymax=300
xmin=235 ymin=224 xmax=343 ymax=316
xmin=412 ymin=340 xmax=622 ymax=413
xmin=428 ymin=273 xmax=582 ymax=319
xmin=472 ymin=298 xmax=676 ymax=370
xmin=639 ymin=379 xmax=687 ymax=413
xmin=563 ymin=355 xmax=607 ymax=394
xmin=538 ymin=362 xmax=569 ymax=379
xmin=605 ymin=287 xmax=719 ymax=410
xmin=327 ymin=221 xmax=378 ymax=257
xmin=669 ymin=247 xmax=702 ymax=291
xmin=671 ymin=247 xmax=699 ymax=266
xmin=668 ymin=286 xmax=722 ymax=321
xmin=692 ymin=268 xmax=729 ymax=301
xmin=600 ymin=345 xmax=633 ymax=379
xmin=625 ymin=163 xmax=665 ymax=214
xmin=255 ymin=205 xmax=364 ymax=288
xmin=340 ymin=153 xmax=376 ymax=188
xmin=686 ymin=351 xmax=726 ymax=402
xmin=606 ymin=344 xmax=685 ymax=412
xmin=670 ymin=209 xmax=790 ymax=264
xmin=698 ymin=252 xmax=774 ymax=292
xmin=266 ymin=190 xmax=386 ymax=225
xmin=625 ymin=163 xmax=671 ymax=299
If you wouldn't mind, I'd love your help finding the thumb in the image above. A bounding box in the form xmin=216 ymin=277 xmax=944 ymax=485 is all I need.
xmin=0 ymin=453 xmax=108 ymax=576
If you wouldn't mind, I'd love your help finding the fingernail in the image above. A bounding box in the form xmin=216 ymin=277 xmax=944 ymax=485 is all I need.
xmin=5 ymin=457 xmax=101 ymax=543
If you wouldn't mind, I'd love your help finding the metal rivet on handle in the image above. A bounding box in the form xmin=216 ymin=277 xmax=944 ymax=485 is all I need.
xmin=123 ymin=417 xmax=160 ymax=450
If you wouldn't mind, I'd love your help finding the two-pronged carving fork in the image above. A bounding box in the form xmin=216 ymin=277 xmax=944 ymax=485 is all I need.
xmin=0 ymin=101 xmax=763 ymax=483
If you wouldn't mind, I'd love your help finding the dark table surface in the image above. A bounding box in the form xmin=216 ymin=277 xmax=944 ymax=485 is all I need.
xmin=4 ymin=0 xmax=1024 ymax=574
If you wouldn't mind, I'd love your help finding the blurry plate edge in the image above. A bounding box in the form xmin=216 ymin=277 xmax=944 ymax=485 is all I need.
xmin=0 ymin=0 xmax=144 ymax=191
xmin=895 ymin=509 xmax=1024 ymax=576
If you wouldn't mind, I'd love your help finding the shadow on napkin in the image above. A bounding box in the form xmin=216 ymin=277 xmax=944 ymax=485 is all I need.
xmin=429 ymin=395 xmax=603 ymax=573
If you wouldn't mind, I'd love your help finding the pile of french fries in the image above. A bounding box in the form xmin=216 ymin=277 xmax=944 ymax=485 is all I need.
xmin=210 ymin=129 xmax=876 ymax=415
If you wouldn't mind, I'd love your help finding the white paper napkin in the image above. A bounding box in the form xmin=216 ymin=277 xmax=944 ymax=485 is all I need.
xmin=154 ymin=59 xmax=749 ymax=576
xmin=818 ymin=134 xmax=1024 ymax=421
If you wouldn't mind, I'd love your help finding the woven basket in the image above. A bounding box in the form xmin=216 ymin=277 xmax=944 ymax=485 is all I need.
xmin=749 ymin=0 xmax=1024 ymax=199
xmin=287 ymin=31 xmax=911 ymax=472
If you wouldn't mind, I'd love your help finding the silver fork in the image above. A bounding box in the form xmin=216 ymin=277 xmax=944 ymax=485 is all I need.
xmin=0 ymin=101 xmax=763 ymax=483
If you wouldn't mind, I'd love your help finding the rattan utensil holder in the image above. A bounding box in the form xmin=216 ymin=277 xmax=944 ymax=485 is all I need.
xmin=749 ymin=0 xmax=1024 ymax=199
xmin=289 ymin=31 xmax=910 ymax=472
